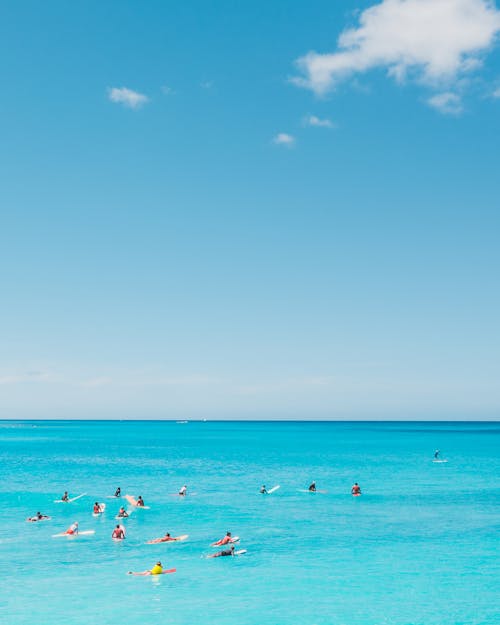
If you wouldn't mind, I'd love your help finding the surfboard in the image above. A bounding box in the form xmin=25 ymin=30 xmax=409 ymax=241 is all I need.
xmin=169 ymin=493 xmax=197 ymax=497
xmin=298 ymin=489 xmax=327 ymax=494
xmin=352 ymin=493 xmax=361 ymax=496
xmin=124 ymin=495 xmax=150 ymax=508
xmin=115 ymin=512 xmax=132 ymax=520
xmin=433 ymin=459 xmax=448 ymax=463
xmin=54 ymin=493 xmax=87 ymax=503
xmin=26 ymin=516 xmax=51 ymax=522
xmin=92 ymin=503 xmax=106 ymax=517
xmin=146 ymin=534 xmax=189 ymax=544
xmin=234 ymin=549 xmax=247 ymax=555
xmin=128 ymin=568 xmax=176 ymax=576
xmin=52 ymin=530 xmax=95 ymax=538
xmin=267 ymin=485 xmax=280 ymax=494
xmin=211 ymin=536 xmax=240 ymax=547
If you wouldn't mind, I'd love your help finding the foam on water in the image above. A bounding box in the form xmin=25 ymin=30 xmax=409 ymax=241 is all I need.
xmin=0 ymin=421 xmax=498 ymax=624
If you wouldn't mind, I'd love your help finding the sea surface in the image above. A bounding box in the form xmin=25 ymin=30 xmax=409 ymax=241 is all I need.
xmin=0 ymin=420 xmax=498 ymax=625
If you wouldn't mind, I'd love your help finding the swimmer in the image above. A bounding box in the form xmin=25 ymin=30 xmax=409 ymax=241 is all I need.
xmin=136 ymin=496 xmax=145 ymax=507
xmin=351 ymin=482 xmax=361 ymax=495
xmin=65 ymin=521 xmax=78 ymax=535
xmin=27 ymin=512 xmax=50 ymax=522
xmin=117 ymin=506 xmax=129 ymax=518
xmin=146 ymin=532 xmax=178 ymax=544
xmin=308 ymin=481 xmax=316 ymax=492
xmin=112 ymin=524 xmax=125 ymax=540
xmin=114 ymin=487 xmax=121 ymax=497
xmin=212 ymin=532 xmax=234 ymax=546
xmin=128 ymin=561 xmax=165 ymax=576
xmin=260 ymin=485 xmax=268 ymax=494
xmin=178 ymin=485 xmax=187 ymax=496
xmin=61 ymin=491 xmax=69 ymax=502
xmin=93 ymin=502 xmax=104 ymax=514
xmin=434 ymin=450 xmax=440 ymax=459
xmin=209 ymin=544 xmax=235 ymax=558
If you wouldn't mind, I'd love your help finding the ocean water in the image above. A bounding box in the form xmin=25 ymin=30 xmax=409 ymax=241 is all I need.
xmin=0 ymin=420 xmax=498 ymax=625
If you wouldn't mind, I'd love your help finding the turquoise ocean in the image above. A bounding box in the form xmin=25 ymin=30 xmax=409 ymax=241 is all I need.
xmin=0 ymin=420 xmax=498 ymax=625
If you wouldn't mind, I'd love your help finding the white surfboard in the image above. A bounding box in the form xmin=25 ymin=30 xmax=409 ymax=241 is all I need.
xmin=52 ymin=530 xmax=95 ymax=538
xmin=433 ymin=459 xmax=448 ymax=463
xmin=54 ymin=493 xmax=87 ymax=503
xmin=267 ymin=485 xmax=280 ymax=494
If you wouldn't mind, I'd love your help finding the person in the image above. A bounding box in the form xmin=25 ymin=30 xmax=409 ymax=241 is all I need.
xmin=308 ymin=481 xmax=316 ymax=492
xmin=136 ymin=496 xmax=145 ymax=507
xmin=117 ymin=506 xmax=129 ymax=518
xmin=209 ymin=544 xmax=235 ymax=558
xmin=27 ymin=512 xmax=50 ymax=522
xmin=212 ymin=532 xmax=234 ymax=546
xmin=112 ymin=524 xmax=125 ymax=540
xmin=128 ymin=561 xmax=166 ymax=576
xmin=65 ymin=521 xmax=78 ymax=535
xmin=178 ymin=485 xmax=187 ymax=496
xmin=146 ymin=532 xmax=177 ymax=544
xmin=260 ymin=485 xmax=268 ymax=494
xmin=351 ymin=482 xmax=361 ymax=495
xmin=114 ymin=487 xmax=121 ymax=497
xmin=434 ymin=450 xmax=440 ymax=459
xmin=61 ymin=491 xmax=69 ymax=502
xmin=93 ymin=502 xmax=103 ymax=514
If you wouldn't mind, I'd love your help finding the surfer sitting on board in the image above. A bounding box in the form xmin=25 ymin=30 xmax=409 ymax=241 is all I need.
xmin=209 ymin=544 xmax=235 ymax=558
xmin=65 ymin=521 xmax=78 ymax=535
xmin=117 ymin=507 xmax=129 ymax=518
xmin=308 ymin=482 xmax=316 ymax=492
xmin=114 ymin=487 xmax=121 ymax=497
xmin=212 ymin=532 xmax=234 ymax=546
xmin=93 ymin=502 xmax=103 ymax=514
xmin=351 ymin=483 xmax=361 ymax=495
xmin=27 ymin=512 xmax=50 ymax=522
xmin=61 ymin=491 xmax=69 ymax=502
xmin=434 ymin=450 xmax=440 ymax=459
xmin=128 ymin=561 xmax=169 ymax=576
xmin=136 ymin=496 xmax=145 ymax=507
xmin=260 ymin=485 xmax=268 ymax=494
xmin=178 ymin=485 xmax=187 ymax=496
xmin=112 ymin=525 xmax=125 ymax=540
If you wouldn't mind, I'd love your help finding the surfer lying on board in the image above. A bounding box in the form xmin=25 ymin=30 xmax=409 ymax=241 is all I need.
xmin=178 ymin=485 xmax=187 ymax=496
xmin=117 ymin=507 xmax=129 ymax=518
xmin=128 ymin=561 xmax=172 ymax=576
xmin=351 ymin=483 xmax=361 ymax=495
xmin=136 ymin=496 xmax=145 ymax=507
xmin=27 ymin=512 xmax=50 ymax=522
xmin=61 ymin=491 xmax=69 ymax=502
xmin=65 ymin=521 xmax=78 ymax=535
xmin=112 ymin=525 xmax=125 ymax=540
xmin=209 ymin=544 xmax=235 ymax=558
xmin=308 ymin=482 xmax=316 ymax=492
xmin=260 ymin=485 xmax=268 ymax=494
xmin=147 ymin=532 xmax=178 ymax=543
xmin=114 ymin=487 xmax=121 ymax=497
xmin=212 ymin=532 xmax=235 ymax=546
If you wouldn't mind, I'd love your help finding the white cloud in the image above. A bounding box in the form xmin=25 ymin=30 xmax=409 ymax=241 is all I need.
xmin=292 ymin=0 xmax=500 ymax=95
xmin=273 ymin=132 xmax=295 ymax=147
xmin=493 ymin=86 xmax=500 ymax=97
xmin=306 ymin=114 xmax=335 ymax=128
xmin=0 ymin=371 xmax=51 ymax=385
xmin=80 ymin=377 xmax=112 ymax=388
xmin=427 ymin=91 xmax=463 ymax=113
xmin=108 ymin=87 xmax=149 ymax=109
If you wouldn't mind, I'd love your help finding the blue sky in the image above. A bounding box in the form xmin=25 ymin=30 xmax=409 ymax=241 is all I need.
xmin=1 ymin=0 xmax=499 ymax=419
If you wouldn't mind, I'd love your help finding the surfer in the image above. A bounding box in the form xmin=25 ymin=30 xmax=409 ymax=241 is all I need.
xmin=434 ymin=450 xmax=440 ymax=459
xmin=27 ymin=512 xmax=50 ymax=522
xmin=136 ymin=496 xmax=145 ymax=507
xmin=128 ymin=561 xmax=166 ymax=576
xmin=93 ymin=502 xmax=103 ymax=514
xmin=308 ymin=481 xmax=316 ymax=492
xmin=65 ymin=521 xmax=78 ymax=535
xmin=114 ymin=487 xmax=121 ymax=497
xmin=117 ymin=506 xmax=129 ymax=518
xmin=146 ymin=532 xmax=178 ymax=544
xmin=351 ymin=482 xmax=361 ymax=495
xmin=61 ymin=491 xmax=69 ymax=502
xmin=178 ymin=485 xmax=187 ymax=496
xmin=212 ymin=531 xmax=234 ymax=546
xmin=260 ymin=485 xmax=268 ymax=494
xmin=209 ymin=544 xmax=235 ymax=558
xmin=112 ymin=525 xmax=125 ymax=540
